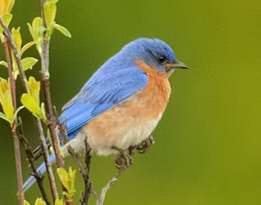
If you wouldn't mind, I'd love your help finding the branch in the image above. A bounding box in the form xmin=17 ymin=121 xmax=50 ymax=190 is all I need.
xmin=68 ymin=139 xmax=93 ymax=205
xmin=17 ymin=118 xmax=50 ymax=205
xmin=36 ymin=118 xmax=59 ymax=201
xmin=96 ymin=176 xmax=118 ymax=205
xmin=40 ymin=0 xmax=65 ymax=168
xmin=81 ymin=140 xmax=92 ymax=205
xmin=0 ymin=17 xmax=59 ymax=202
xmin=12 ymin=128 xmax=25 ymax=205
xmin=2 ymin=37 xmax=24 ymax=205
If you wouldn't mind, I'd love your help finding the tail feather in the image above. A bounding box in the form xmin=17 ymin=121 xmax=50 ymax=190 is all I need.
xmin=23 ymin=154 xmax=56 ymax=192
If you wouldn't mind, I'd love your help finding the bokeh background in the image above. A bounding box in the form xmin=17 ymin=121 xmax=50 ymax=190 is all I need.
xmin=0 ymin=0 xmax=261 ymax=204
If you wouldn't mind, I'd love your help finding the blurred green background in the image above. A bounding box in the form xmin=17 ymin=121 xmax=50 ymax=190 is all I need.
xmin=0 ymin=0 xmax=261 ymax=204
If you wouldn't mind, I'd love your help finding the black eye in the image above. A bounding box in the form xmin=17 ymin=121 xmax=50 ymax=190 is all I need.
xmin=158 ymin=55 xmax=167 ymax=64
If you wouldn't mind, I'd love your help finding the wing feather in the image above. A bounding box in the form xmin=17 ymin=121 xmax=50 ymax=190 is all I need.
xmin=59 ymin=66 xmax=148 ymax=138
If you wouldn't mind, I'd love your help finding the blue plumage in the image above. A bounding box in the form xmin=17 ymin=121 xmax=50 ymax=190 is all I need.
xmin=23 ymin=37 xmax=186 ymax=192
xmin=59 ymin=66 xmax=148 ymax=139
xmin=59 ymin=37 xmax=177 ymax=139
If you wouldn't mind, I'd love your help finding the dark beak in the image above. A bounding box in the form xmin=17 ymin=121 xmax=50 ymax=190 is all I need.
xmin=165 ymin=60 xmax=189 ymax=70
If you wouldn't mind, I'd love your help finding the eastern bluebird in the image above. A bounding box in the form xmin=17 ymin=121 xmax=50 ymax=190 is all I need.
xmin=23 ymin=38 xmax=188 ymax=191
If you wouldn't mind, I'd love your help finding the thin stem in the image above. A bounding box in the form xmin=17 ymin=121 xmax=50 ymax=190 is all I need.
xmin=41 ymin=74 xmax=64 ymax=167
xmin=3 ymin=42 xmax=16 ymax=107
xmin=39 ymin=1 xmax=71 ymax=203
xmin=37 ymin=120 xmax=59 ymax=201
xmin=12 ymin=129 xmax=25 ymax=205
xmin=40 ymin=0 xmax=65 ymax=168
xmin=95 ymin=162 xmax=125 ymax=205
xmin=17 ymin=118 xmax=50 ymax=204
xmin=0 ymin=17 xmax=59 ymax=202
xmin=81 ymin=140 xmax=92 ymax=205
xmin=2 ymin=38 xmax=24 ymax=205
xmin=0 ymin=19 xmax=29 ymax=91
xmin=68 ymin=139 xmax=93 ymax=205
xmin=40 ymin=0 xmax=70 ymax=202
xmin=96 ymin=176 xmax=118 ymax=205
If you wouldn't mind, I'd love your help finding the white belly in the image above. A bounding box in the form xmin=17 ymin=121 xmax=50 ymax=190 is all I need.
xmin=63 ymin=115 xmax=162 ymax=156
xmin=114 ymin=117 xmax=160 ymax=149
xmin=92 ymin=116 xmax=161 ymax=156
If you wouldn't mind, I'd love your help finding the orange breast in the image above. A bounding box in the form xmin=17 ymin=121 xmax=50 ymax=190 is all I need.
xmin=134 ymin=60 xmax=171 ymax=118
xmin=84 ymin=61 xmax=171 ymax=151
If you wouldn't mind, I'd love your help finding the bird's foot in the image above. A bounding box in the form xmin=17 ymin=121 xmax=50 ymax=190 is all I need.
xmin=112 ymin=146 xmax=133 ymax=171
xmin=136 ymin=135 xmax=155 ymax=154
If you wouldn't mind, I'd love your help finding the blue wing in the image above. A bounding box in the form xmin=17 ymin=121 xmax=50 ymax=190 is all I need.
xmin=59 ymin=66 xmax=148 ymax=139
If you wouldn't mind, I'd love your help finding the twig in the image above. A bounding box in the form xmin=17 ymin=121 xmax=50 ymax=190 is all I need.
xmin=96 ymin=176 xmax=119 ymax=205
xmin=2 ymin=37 xmax=24 ymax=205
xmin=36 ymin=119 xmax=59 ymax=201
xmin=39 ymin=0 xmax=69 ymax=203
xmin=68 ymin=139 xmax=93 ymax=205
xmin=17 ymin=118 xmax=50 ymax=205
xmin=0 ymin=17 xmax=59 ymax=202
xmin=12 ymin=128 xmax=25 ymax=205
xmin=95 ymin=146 xmax=137 ymax=205
xmin=41 ymin=74 xmax=65 ymax=166
xmin=39 ymin=0 xmax=65 ymax=169
xmin=39 ymin=1 xmax=71 ymax=203
xmin=95 ymin=138 xmax=153 ymax=205
xmin=81 ymin=140 xmax=92 ymax=205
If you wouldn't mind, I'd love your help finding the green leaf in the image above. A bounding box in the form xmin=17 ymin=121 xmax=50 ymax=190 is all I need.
xmin=21 ymin=77 xmax=46 ymax=122
xmin=35 ymin=198 xmax=46 ymax=205
xmin=2 ymin=13 xmax=13 ymax=27
xmin=0 ymin=111 xmax=11 ymax=123
xmin=21 ymin=57 xmax=38 ymax=71
xmin=12 ymin=57 xmax=38 ymax=78
xmin=27 ymin=17 xmax=44 ymax=54
xmin=57 ymin=167 xmax=76 ymax=199
xmin=68 ymin=167 xmax=76 ymax=198
xmin=28 ymin=17 xmax=44 ymax=41
xmin=13 ymin=106 xmax=24 ymax=122
xmin=0 ymin=60 xmax=8 ymax=68
xmin=54 ymin=23 xmax=71 ymax=38
xmin=6 ymin=0 xmax=15 ymax=14
xmin=0 ymin=14 xmax=13 ymax=41
xmin=0 ymin=106 xmax=24 ymax=124
xmin=28 ymin=77 xmax=40 ymax=104
xmin=11 ymin=27 xmax=22 ymax=52
xmin=21 ymin=41 xmax=35 ymax=55
xmin=0 ymin=78 xmax=14 ymax=122
xmin=24 ymin=200 xmax=31 ymax=205
xmin=12 ymin=57 xmax=19 ymax=79
xmin=21 ymin=93 xmax=44 ymax=120
xmin=0 ymin=0 xmax=15 ymax=16
xmin=57 ymin=167 xmax=69 ymax=190
xmin=54 ymin=199 xmax=64 ymax=205
xmin=44 ymin=0 xmax=57 ymax=27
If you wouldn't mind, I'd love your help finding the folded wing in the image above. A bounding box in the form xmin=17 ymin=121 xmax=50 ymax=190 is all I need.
xmin=59 ymin=66 xmax=148 ymax=139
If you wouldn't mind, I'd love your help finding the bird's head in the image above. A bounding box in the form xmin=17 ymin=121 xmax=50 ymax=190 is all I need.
xmin=119 ymin=38 xmax=188 ymax=74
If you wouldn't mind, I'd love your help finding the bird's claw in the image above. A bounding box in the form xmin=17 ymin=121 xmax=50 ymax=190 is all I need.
xmin=112 ymin=146 xmax=133 ymax=170
xmin=136 ymin=135 xmax=155 ymax=154
xmin=112 ymin=135 xmax=155 ymax=170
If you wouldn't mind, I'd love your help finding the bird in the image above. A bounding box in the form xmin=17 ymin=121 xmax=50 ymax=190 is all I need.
xmin=23 ymin=37 xmax=188 ymax=191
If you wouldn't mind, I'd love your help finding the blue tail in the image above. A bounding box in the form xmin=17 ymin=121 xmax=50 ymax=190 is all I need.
xmin=23 ymin=154 xmax=56 ymax=192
